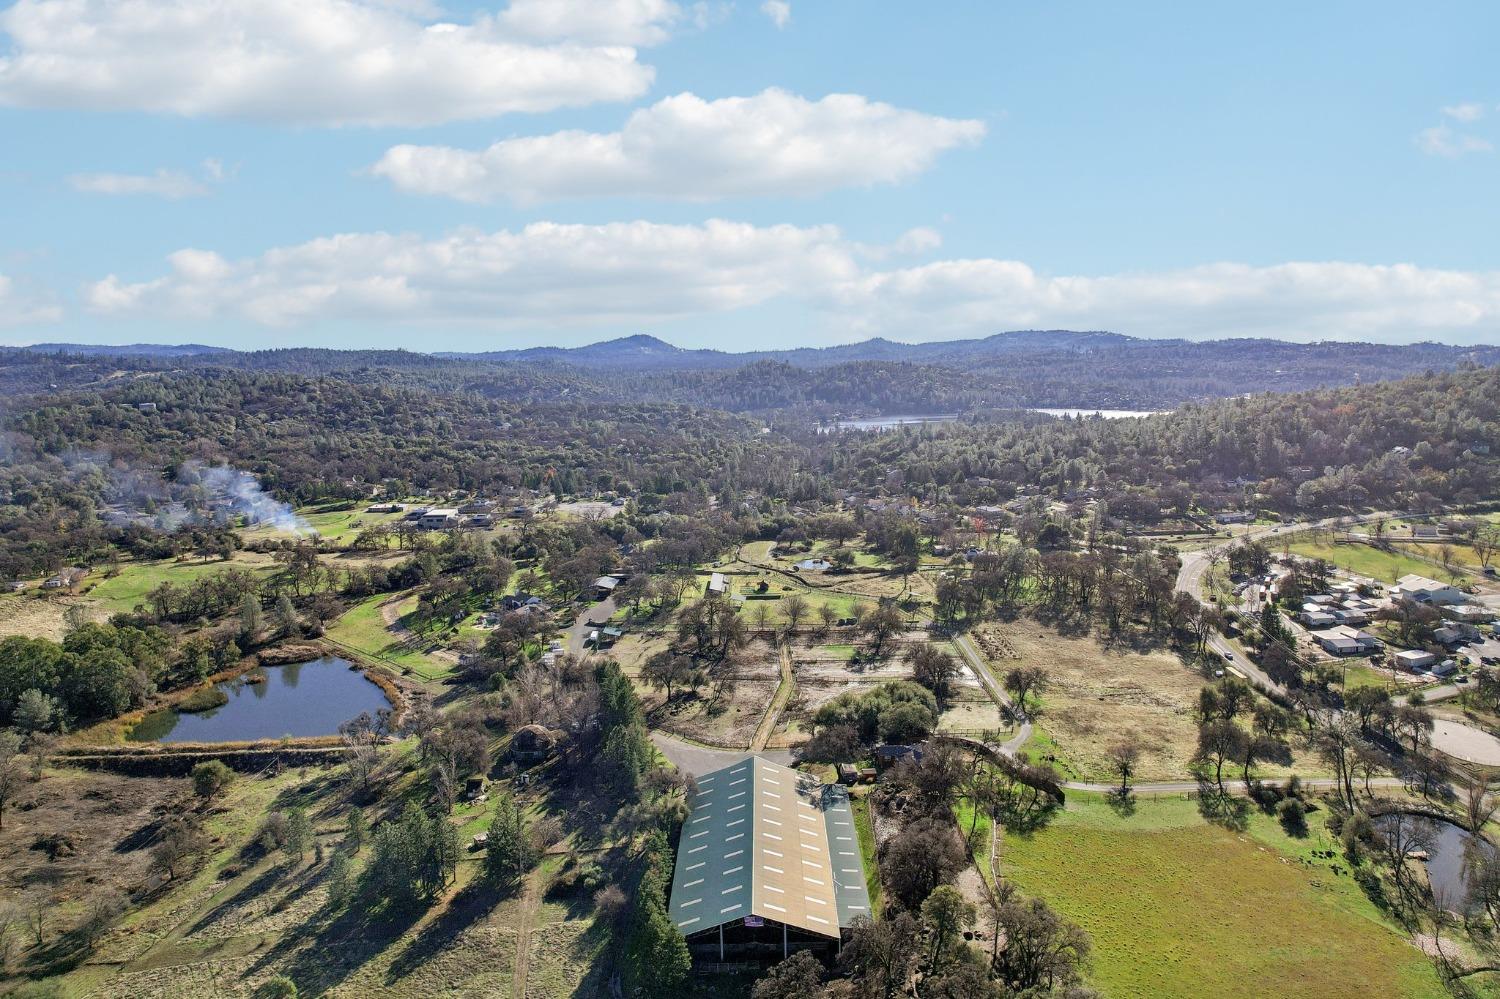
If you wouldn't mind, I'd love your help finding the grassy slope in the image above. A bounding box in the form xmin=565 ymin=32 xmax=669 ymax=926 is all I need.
xmin=1285 ymin=538 xmax=1462 ymax=585
xmin=1002 ymin=794 xmax=1451 ymax=999
xmin=324 ymin=591 xmax=452 ymax=678
xmin=86 ymin=556 xmax=277 ymax=616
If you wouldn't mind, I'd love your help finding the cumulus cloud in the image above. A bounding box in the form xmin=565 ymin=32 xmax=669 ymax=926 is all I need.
xmin=1441 ymin=103 xmax=1487 ymax=122
xmin=498 ymin=0 xmax=680 ymax=45
xmin=761 ymin=1 xmax=790 ymax=29
xmin=0 ymin=273 xmax=62 ymax=326
xmin=68 ymin=167 xmax=209 ymax=199
xmin=0 ymin=0 xmax=662 ymax=126
xmin=84 ymin=220 xmax=862 ymax=327
xmin=827 ymin=259 xmax=1500 ymax=343
xmin=80 ymin=222 xmax=1500 ymax=344
xmin=370 ymin=88 xmax=986 ymax=202
xmin=1416 ymin=124 xmax=1493 ymax=157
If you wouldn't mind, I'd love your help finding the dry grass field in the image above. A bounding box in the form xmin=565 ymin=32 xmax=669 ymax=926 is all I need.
xmin=972 ymin=622 xmax=1206 ymax=780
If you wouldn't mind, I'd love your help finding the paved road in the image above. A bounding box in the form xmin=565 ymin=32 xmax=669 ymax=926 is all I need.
xmin=650 ymin=731 xmax=793 ymax=778
xmin=1176 ymin=510 xmax=1406 ymax=600
xmin=566 ymin=597 xmax=617 ymax=656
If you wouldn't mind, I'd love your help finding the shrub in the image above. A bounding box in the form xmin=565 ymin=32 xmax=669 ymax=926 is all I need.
xmin=1277 ymin=797 xmax=1308 ymax=836
xmin=191 ymin=760 xmax=234 ymax=800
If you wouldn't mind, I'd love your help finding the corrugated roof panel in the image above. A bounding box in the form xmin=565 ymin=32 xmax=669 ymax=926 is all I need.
xmin=668 ymin=755 xmax=866 ymax=941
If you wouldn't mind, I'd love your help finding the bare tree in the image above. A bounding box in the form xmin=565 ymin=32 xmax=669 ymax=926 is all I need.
xmin=1107 ymin=737 xmax=1144 ymax=796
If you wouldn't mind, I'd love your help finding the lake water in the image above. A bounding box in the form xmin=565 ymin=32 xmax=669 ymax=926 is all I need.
xmin=819 ymin=409 xmax=1162 ymax=432
xmin=129 ymin=656 xmax=392 ymax=743
xmin=1031 ymin=408 xmax=1164 ymax=419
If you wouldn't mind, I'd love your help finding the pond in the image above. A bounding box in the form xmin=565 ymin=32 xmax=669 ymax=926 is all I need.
xmin=129 ymin=656 xmax=392 ymax=743
xmin=1377 ymin=812 xmax=1496 ymax=909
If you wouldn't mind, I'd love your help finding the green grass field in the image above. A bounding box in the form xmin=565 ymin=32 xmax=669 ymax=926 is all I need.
xmin=1285 ymin=537 xmax=1461 ymax=585
xmin=240 ymin=504 xmax=405 ymax=544
xmin=325 ymin=591 xmax=454 ymax=678
xmin=1002 ymin=794 xmax=1454 ymax=999
xmin=86 ymin=555 xmax=278 ymax=615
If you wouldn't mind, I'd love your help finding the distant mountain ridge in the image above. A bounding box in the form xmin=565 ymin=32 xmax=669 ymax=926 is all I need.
xmin=19 ymin=342 xmax=236 ymax=358
xmin=435 ymin=330 xmax=1141 ymax=369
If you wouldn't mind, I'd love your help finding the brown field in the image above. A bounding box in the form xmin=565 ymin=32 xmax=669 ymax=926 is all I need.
xmin=0 ymin=593 xmax=94 ymax=641
xmin=0 ymin=768 xmax=189 ymax=926
xmin=973 ymin=622 xmax=1206 ymax=780
xmin=640 ymin=679 xmax=778 ymax=749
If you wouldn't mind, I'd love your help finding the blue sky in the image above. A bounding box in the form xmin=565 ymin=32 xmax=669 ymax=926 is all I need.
xmin=1 ymin=0 xmax=1497 ymax=350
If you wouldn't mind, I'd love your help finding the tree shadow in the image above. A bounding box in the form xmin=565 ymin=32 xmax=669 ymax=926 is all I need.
xmin=1106 ymin=789 xmax=1137 ymax=818
xmin=245 ymin=886 xmax=428 ymax=996
xmin=384 ymin=878 xmax=500 ymax=984
xmin=1194 ymin=780 xmax=1250 ymax=831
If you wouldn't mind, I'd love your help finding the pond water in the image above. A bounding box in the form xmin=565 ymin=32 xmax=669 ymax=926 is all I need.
xmin=1377 ymin=812 xmax=1496 ymax=909
xmin=129 ymin=656 xmax=392 ymax=744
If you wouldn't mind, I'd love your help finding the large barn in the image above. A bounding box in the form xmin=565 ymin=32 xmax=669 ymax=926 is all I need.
xmin=667 ymin=755 xmax=870 ymax=967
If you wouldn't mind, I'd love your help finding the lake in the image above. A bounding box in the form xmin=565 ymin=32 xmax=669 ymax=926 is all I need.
xmin=129 ymin=656 xmax=392 ymax=743
xmin=819 ymin=408 xmax=1163 ymax=432
xmin=1031 ymin=408 xmax=1164 ymax=419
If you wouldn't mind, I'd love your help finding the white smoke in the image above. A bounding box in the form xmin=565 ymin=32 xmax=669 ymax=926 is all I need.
xmin=61 ymin=450 xmax=311 ymax=534
xmin=179 ymin=461 xmax=312 ymax=534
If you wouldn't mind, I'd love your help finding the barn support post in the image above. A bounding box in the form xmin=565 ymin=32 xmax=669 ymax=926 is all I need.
xmin=719 ymin=923 xmax=724 ymax=962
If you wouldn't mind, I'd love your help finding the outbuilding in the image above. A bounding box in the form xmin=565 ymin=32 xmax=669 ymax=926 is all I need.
xmin=667 ymin=757 xmax=869 ymax=966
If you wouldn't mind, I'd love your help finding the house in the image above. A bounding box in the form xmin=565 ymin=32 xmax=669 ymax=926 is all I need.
xmin=136 ymin=402 xmax=157 ymax=413
xmin=1431 ymin=659 xmax=1459 ymax=677
xmin=1391 ymin=574 xmax=1465 ymax=605
xmin=501 ymin=593 xmax=544 ymax=611
xmin=1311 ymin=625 xmax=1382 ymax=657
xmin=667 ymin=757 xmax=868 ymax=964
xmin=599 ymin=626 xmax=624 ymax=647
xmin=1435 ymin=623 xmax=1481 ymax=647
xmin=1444 ymin=604 xmax=1494 ymax=624
xmin=511 ymin=724 xmax=559 ymax=764
xmin=366 ymin=503 xmax=403 ymax=513
xmin=43 ymin=568 xmax=86 ymax=590
xmin=458 ymin=500 xmax=495 ymax=514
xmin=418 ymin=508 xmax=459 ymax=529
xmin=1301 ymin=609 xmax=1337 ymax=628
xmin=705 ymin=572 xmax=728 ymax=597
xmin=594 ymin=575 xmax=622 ymax=599
xmin=1410 ymin=524 xmax=1447 ymax=540
xmin=836 ymin=763 xmax=858 ymax=785
xmin=1215 ymin=511 xmax=1253 ymax=524
xmin=5 ymin=581 xmax=25 ymax=593
xmin=465 ymin=513 xmax=494 ymax=527
xmin=1395 ymin=649 xmax=1438 ymax=672
xmin=874 ymin=744 xmax=925 ymax=771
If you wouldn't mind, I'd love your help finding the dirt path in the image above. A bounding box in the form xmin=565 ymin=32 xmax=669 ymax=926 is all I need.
xmin=751 ymin=637 xmax=796 ymax=751
xmin=375 ymin=594 xmax=458 ymax=666
xmin=509 ymin=863 xmax=546 ymax=997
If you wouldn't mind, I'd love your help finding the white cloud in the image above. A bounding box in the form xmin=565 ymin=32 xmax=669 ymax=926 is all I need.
xmin=68 ymin=167 xmax=209 ymax=199
xmin=80 ymin=222 xmax=1500 ymax=344
xmin=370 ymin=88 xmax=986 ymax=202
xmin=761 ymin=1 xmax=790 ymax=29
xmin=1441 ymin=103 xmax=1487 ymax=122
xmin=499 ymin=0 xmax=679 ymax=45
xmin=1416 ymin=123 xmax=1493 ymax=157
xmin=827 ymin=259 xmax=1500 ymax=343
xmin=0 ymin=273 xmax=62 ymax=327
xmin=85 ymin=220 xmax=862 ymax=327
xmin=0 ymin=0 xmax=661 ymax=126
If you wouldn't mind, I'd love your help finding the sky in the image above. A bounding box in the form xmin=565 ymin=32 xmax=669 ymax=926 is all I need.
xmin=1 ymin=0 xmax=1498 ymax=351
